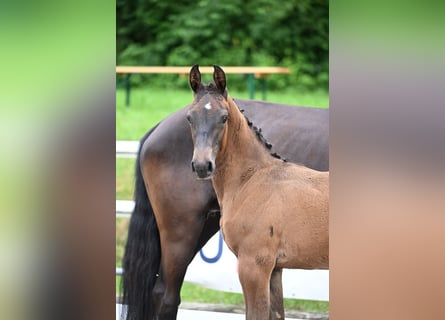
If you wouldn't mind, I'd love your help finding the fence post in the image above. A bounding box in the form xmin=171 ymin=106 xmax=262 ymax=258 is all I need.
xmin=125 ymin=74 xmax=131 ymax=107
xmin=261 ymin=78 xmax=267 ymax=100
xmin=248 ymin=74 xmax=255 ymax=99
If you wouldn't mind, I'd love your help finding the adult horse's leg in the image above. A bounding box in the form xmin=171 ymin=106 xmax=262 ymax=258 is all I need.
xmin=144 ymin=161 xmax=219 ymax=320
xmin=238 ymin=255 xmax=275 ymax=320
xmin=269 ymin=268 xmax=284 ymax=320
xmin=152 ymin=206 xmax=218 ymax=319
xmin=154 ymin=226 xmax=202 ymax=318
xmin=154 ymin=209 xmax=220 ymax=305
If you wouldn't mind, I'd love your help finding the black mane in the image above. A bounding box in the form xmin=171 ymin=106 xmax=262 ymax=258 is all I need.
xmin=238 ymin=107 xmax=287 ymax=162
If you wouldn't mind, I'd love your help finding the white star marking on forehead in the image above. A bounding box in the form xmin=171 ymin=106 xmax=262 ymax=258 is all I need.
xmin=204 ymin=103 xmax=212 ymax=110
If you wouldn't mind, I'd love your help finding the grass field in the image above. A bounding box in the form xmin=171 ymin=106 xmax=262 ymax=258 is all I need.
xmin=116 ymin=86 xmax=329 ymax=312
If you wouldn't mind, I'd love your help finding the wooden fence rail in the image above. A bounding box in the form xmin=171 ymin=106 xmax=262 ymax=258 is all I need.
xmin=116 ymin=66 xmax=291 ymax=105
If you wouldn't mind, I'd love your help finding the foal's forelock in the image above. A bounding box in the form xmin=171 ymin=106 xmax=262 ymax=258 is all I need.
xmin=191 ymin=94 xmax=227 ymax=117
xmin=193 ymin=83 xmax=228 ymax=100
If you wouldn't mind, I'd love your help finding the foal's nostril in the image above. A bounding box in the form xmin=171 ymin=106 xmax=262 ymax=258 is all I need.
xmin=191 ymin=161 xmax=196 ymax=172
xmin=207 ymin=161 xmax=213 ymax=172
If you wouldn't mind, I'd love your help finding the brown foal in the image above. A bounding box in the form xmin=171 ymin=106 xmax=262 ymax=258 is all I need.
xmin=187 ymin=65 xmax=329 ymax=320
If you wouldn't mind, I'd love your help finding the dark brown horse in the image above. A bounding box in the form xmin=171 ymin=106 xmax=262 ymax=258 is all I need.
xmin=121 ymin=73 xmax=329 ymax=319
xmin=187 ymin=65 xmax=329 ymax=320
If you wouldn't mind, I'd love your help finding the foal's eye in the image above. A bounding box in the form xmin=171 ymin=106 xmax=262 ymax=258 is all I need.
xmin=186 ymin=115 xmax=192 ymax=123
xmin=221 ymin=115 xmax=228 ymax=123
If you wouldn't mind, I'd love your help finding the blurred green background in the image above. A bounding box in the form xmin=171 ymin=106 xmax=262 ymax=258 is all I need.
xmin=117 ymin=0 xmax=328 ymax=92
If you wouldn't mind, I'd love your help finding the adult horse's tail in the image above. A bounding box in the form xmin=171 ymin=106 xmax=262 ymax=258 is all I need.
xmin=121 ymin=125 xmax=160 ymax=320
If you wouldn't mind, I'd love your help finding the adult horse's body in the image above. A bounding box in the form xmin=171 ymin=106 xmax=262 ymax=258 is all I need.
xmin=121 ymin=79 xmax=329 ymax=319
xmin=187 ymin=65 xmax=328 ymax=320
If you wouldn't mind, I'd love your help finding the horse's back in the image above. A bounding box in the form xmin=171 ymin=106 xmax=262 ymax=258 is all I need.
xmin=235 ymin=99 xmax=329 ymax=171
xmin=238 ymin=161 xmax=328 ymax=212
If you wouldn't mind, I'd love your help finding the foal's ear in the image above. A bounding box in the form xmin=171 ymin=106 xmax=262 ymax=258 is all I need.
xmin=189 ymin=64 xmax=202 ymax=93
xmin=213 ymin=65 xmax=226 ymax=95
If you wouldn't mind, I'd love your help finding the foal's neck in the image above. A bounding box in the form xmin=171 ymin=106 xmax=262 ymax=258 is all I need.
xmin=212 ymin=98 xmax=275 ymax=203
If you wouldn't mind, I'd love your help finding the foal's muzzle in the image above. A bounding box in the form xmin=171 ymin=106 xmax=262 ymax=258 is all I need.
xmin=191 ymin=159 xmax=214 ymax=180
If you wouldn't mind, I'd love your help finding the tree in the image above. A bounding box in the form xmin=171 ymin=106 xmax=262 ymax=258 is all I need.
xmin=117 ymin=0 xmax=328 ymax=91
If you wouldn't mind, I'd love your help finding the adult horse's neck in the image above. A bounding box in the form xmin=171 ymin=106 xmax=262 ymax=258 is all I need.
xmin=212 ymin=97 xmax=275 ymax=205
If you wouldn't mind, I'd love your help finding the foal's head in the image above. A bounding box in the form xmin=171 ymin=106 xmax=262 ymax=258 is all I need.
xmin=187 ymin=65 xmax=230 ymax=180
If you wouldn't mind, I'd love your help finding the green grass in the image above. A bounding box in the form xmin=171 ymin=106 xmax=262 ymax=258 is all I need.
xmin=115 ymin=278 xmax=328 ymax=312
xmin=180 ymin=282 xmax=329 ymax=312
xmin=116 ymin=86 xmax=329 ymax=312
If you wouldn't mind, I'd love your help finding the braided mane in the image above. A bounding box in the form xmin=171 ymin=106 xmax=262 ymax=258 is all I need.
xmin=237 ymin=106 xmax=287 ymax=162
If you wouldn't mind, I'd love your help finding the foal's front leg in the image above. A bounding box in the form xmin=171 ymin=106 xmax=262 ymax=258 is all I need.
xmin=238 ymin=255 xmax=275 ymax=320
